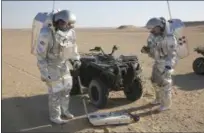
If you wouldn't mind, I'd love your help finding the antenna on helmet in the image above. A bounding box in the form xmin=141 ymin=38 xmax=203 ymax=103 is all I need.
xmin=52 ymin=0 xmax=55 ymax=13
xmin=50 ymin=0 xmax=56 ymax=30
xmin=166 ymin=0 xmax=172 ymax=20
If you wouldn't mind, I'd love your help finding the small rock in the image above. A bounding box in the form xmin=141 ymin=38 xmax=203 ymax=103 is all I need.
xmin=127 ymin=127 xmax=132 ymax=131
xmin=197 ymin=121 xmax=204 ymax=125
xmin=102 ymin=127 xmax=110 ymax=133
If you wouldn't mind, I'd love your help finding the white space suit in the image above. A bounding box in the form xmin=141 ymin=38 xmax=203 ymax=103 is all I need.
xmin=147 ymin=33 xmax=178 ymax=110
xmin=144 ymin=17 xmax=179 ymax=111
xmin=35 ymin=10 xmax=80 ymax=124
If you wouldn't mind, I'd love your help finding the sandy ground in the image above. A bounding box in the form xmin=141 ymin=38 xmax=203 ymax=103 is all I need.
xmin=2 ymin=27 xmax=204 ymax=132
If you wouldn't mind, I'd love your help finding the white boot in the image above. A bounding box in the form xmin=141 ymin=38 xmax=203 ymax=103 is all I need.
xmin=157 ymin=105 xmax=170 ymax=112
xmin=151 ymin=99 xmax=160 ymax=105
xmin=63 ymin=111 xmax=74 ymax=119
xmin=50 ymin=117 xmax=69 ymax=124
xmin=60 ymin=90 xmax=74 ymax=119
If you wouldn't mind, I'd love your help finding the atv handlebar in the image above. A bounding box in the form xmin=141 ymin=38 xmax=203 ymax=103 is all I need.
xmin=194 ymin=47 xmax=204 ymax=56
xmin=89 ymin=46 xmax=105 ymax=55
xmin=89 ymin=45 xmax=118 ymax=56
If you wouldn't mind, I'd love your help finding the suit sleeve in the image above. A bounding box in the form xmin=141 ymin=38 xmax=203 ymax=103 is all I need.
xmin=70 ymin=29 xmax=80 ymax=61
xmin=147 ymin=34 xmax=156 ymax=58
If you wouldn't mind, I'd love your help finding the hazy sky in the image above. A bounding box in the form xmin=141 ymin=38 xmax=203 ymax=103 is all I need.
xmin=2 ymin=1 xmax=204 ymax=29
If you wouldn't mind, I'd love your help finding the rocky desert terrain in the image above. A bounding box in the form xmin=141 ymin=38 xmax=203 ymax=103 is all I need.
xmin=2 ymin=24 xmax=204 ymax=132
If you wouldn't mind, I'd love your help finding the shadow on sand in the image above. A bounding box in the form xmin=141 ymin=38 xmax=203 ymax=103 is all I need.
xmin=2 ymin=94 xmax=93 ymax=132
xmin=173 ymin=72 xmax=204 ymax=91
xmin=2 ymin=93 xmax=156 ymax=132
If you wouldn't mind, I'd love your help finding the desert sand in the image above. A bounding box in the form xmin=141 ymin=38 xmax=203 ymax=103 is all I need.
xmin=2 ymin=25 xmax=204 ymax=132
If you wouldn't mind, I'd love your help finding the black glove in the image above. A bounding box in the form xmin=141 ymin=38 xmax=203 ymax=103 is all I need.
xmin=73 ymin=60 xmax=81 ymax=69
xmin=41 ymin=75 xmax=51 ymax=82
xmin=162 ymin=66 xmax=172 ymax=75
xmin=141 ymin=46 xmax=150 ymax=53
xmin=165 ymin=66 xmax=172 ymax=70
xmin=41 ymin=76 xmax=47 ymax=82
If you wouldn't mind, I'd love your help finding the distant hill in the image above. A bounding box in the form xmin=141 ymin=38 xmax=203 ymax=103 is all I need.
xmin=184 ymin=21 xmax=204 ymax=27
xmin=117 ymin=25 xmax=137 ymax=30
xmin=138 ymin=21 xmax=204 ymax=28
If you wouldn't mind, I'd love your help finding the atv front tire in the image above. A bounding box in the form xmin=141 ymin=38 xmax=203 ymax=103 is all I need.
xmin=70 ymin=71 xmax=81 ymax=95
xmin=88 ymin=78 xmax=109 ymax=108
xmin=192 ymin=57 xmax=204 ymax=75
xmin=124 ymin=77 xmax=143 ymax=101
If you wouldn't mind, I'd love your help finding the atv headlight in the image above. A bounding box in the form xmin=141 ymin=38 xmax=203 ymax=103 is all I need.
xmin=131 ymin=63 xmax=137 ymax=69
xmin=135 ymin=63 xmax=140 ymax=70
xmin=108 ymin=68 xmax=114 ymax=72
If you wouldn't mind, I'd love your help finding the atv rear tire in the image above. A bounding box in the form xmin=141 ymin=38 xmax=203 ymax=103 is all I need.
xmin=124 ymin=77 xmax=143 ymax=101
xmin=192 ymin=57 xmax=204 ymax=75
xmin=88 ymin=78 xmax=109 ymax=108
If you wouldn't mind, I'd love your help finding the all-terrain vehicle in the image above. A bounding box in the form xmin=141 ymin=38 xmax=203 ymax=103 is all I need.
xmin=192 ymin=45 xmax=204 ymax=75
xmin=70 ymin=45 xmax=143 ymax=108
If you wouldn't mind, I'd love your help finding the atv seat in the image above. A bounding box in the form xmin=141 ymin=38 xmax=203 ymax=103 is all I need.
xmin=120 ymin=55 xmax=138 ymax=62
